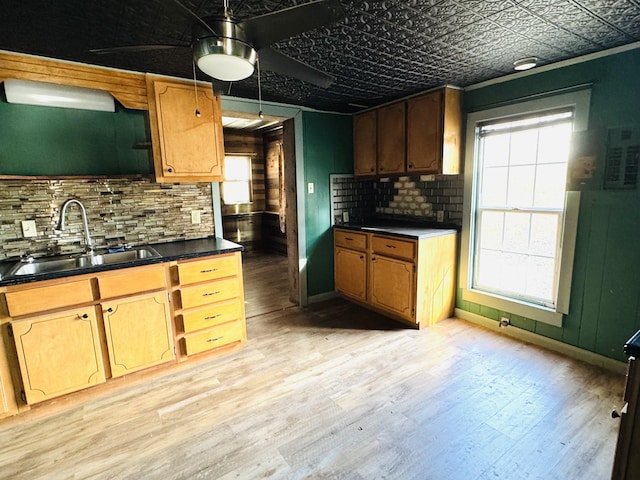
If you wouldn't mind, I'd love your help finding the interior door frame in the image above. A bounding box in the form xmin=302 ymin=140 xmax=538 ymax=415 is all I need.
xmin=220 ymin=96 xmax=309 ymax=306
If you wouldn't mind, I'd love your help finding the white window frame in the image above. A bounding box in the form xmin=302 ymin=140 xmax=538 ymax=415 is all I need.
xmin=222 ymin=155 xmax=253 ymax=205
xmin=460 ymin=90 xmax=591 ymax=327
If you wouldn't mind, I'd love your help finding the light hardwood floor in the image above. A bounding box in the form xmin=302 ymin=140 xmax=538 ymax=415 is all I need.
xmin=242 ymin=251 xmax=296 ymax=318
xmin=0 ymin=257 xmax=625 ymax=479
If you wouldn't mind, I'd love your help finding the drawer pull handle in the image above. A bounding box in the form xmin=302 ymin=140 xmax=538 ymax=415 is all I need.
xmin=200 ymin=268 xmax=218 ymax=273
xmin=203 ymin=291 xmax=221 ymax=297
xmin=207 ymin=336 xmax=224 ymax=342
xmin=385 ymin=244 xmax=397 ymax=249
xmin=204 ymin=314 xmax=222 ymax=320
xmin=345 ymin=237 xmax=353 ymax=241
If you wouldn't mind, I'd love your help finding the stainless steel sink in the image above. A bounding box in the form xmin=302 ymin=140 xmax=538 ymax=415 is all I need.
xmin=6 ymin=246 xmax=161 ymax=277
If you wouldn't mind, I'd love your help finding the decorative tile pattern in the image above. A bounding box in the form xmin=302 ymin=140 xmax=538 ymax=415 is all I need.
xmin=0 ymin=178 xmax=214 ymax=260
xmin=331 ymin=173 xmax=464 ymax=226
xmin=0 ymin=0 xmax=639 ymax=112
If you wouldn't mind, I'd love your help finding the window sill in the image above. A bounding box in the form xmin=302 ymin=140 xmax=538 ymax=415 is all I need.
xmin=462 ymin=288 xmax=563 ymax=327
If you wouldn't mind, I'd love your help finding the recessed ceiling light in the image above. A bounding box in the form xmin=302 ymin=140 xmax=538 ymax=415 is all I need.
xmin=513 ymin=57 xmax=538 ymax=71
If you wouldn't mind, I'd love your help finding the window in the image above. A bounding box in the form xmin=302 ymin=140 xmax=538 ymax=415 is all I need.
xmin=461 ymin=90 xmax=591 ymax=326
xmin=222 ymin=156 xmax=252 ymax=204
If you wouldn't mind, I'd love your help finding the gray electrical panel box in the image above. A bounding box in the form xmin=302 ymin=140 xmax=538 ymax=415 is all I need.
xmin=604 ymin=126 xmax=640 ymax=189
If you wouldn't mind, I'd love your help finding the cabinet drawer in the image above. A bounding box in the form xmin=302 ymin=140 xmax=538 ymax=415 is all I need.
xmin=180 ymin=277 xmax=241 ymax=309
xmin=334 ymin=230 xmax=368 ymax=251
xmin=182 ymin=299 xmax=243 ymax=333
xmin=371 ymin=235 xmax=416 ymax=261
xmin=5 ymin=280 xmax=94 ymax=317
xmin=98 ymin=266 xmax=166 ymax=298
xmin=183 ymin=320 xmax=244 ymax=356
xmin=177 ymin=254 xmax=239 ymax=285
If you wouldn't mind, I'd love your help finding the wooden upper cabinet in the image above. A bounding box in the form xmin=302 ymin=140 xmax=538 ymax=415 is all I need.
xmin=353 ymin=110 xmax=377 ymax=176
xmin=377 ymin=102 xmax=406 ymax=175
xmin=147 ymin=76 xmax=225 ymax=182
xmin=406 ymin=87 xmax=462 ymax=174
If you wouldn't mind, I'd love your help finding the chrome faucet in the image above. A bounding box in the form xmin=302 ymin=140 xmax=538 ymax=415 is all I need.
xmin=58 ymin=199 xmax=95 ymax=254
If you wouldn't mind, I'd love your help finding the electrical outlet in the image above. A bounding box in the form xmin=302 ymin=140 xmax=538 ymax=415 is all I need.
xmin=499 ymin=317 xmax=510 ymax=328
xmin=21 ymin=220 xmax=37 ymax=238
xmin=307 ymin=182 xmax=314 ymax=194
xmin=436 ymin=210 xmax=445 ymax=222
xmin=190 ymin=210 xmax=201 ymax=224
xmin=342 ymin=211 xmax=350 ymax=223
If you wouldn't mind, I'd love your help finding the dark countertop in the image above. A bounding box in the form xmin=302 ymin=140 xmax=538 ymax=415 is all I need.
xmin=624 ymin=329 xmax=640 ymax=357
xmin=334 ymin=223 xmax=458 ymax=240
xmin=0 ymin=236 xmax=243 ymax=287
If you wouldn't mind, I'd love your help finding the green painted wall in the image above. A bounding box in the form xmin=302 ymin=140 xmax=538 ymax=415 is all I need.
xmin=459 ymin=48 xmax=640 ymax=361
xmin=0 ymin=98 xmax=151 ymax=175
xmin=302 ymin=111 xmax=353 ymax=296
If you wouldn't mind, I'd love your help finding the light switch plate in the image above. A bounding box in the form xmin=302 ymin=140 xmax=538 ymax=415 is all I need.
xmin=307 ymin=182 xmax=314 ymax=194
xmin=21 ymin=220 xmax=37 ymax=238
xmin=190 ymin=210 xmax=201 ymax=224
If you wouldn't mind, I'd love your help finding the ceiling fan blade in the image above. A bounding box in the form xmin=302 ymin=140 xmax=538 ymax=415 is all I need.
xmin=90 ymin=44 xmax=188 ymax=55
xmin=239 ymin=0 xmax=345 ymax=50
xmin=259 ymin=48 xmax=335 ymax=88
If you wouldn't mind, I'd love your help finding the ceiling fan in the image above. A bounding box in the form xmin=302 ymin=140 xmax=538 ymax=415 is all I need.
xmin=91 ymin=0 xmax=345 ymax=88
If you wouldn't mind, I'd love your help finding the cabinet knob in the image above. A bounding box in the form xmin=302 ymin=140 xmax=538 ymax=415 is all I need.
xmin=79 ymin=313 xmax=89 ymax=319
xmin=612 ymin=409 xmax=621 ymax=419
xmin=370 ymin=168 xmax=374 ymax=172
xmin=106 ymin=307 xmax=114 ymax=313
xmin=167 ymin=168 xmax=173 ymax=173
xmin=408 ymin=164 xmax=413 ymax=168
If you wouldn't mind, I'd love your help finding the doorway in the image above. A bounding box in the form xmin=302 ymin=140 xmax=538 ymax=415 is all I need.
xmin=220 ymin=112 xmax=298 ymax=317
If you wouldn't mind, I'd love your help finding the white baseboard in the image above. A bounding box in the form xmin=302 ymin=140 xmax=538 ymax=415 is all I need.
xmin=454 ymin=308 xmax=627 ymax=375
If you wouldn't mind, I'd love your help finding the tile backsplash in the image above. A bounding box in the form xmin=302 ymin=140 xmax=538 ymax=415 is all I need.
xmin=331 ymin=173 xmax=464 ymax=226
xmin=0 ymin=177 xmax=214 ymax=260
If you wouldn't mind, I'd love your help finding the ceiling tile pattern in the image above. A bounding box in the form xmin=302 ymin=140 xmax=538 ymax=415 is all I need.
xmin=1 ymin=0 xmax=639 ymax=112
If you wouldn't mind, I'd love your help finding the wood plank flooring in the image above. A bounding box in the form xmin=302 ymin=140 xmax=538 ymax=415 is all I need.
xmin=242 ymin=251 xmax=296 ymax=318
xmin=0 ymin=255 xmax=625 ymax=479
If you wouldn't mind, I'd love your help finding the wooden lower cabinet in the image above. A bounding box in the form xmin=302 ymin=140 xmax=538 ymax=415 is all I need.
xmin=11 ymin=307 xmax=106 ymax=404
xmin=0 ymin=251 xmax=247 ymax=418
xmin=334 ymin=228 xmax=457 ymax=327
xmin=370 ymin=255 xmax=414 ymax=320
xmin=334 ymin=247 xmax=368 ymax=302
xmin=102 ymin=292 xmax=174 ymax=377
xmin=176 ymin=253 xmax=247 ymax=356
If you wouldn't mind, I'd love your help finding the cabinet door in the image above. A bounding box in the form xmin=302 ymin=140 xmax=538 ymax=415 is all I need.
xmin=370 ymin=255 xmax=415 ymax=321
xmin=334 ymin=246 xmax=367 ymax=302
xmin=11 ymin=307 xmax=106 ymax=404
xmin=377 ymin=102 xmax=406 ymax=175
xmin=406 ymin=90 xmax=443 ymax=173
xmin=102 ymin=292 xmax=174 ymax=377
xmin=353 ymin=110 xmax=377 ymax=176
xmin=149 ymin=78 xmax=224 ymax=182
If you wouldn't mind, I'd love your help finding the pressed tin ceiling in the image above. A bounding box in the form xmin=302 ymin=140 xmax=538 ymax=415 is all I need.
xmin=1 ymin=0 xmax=640 ymax=113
